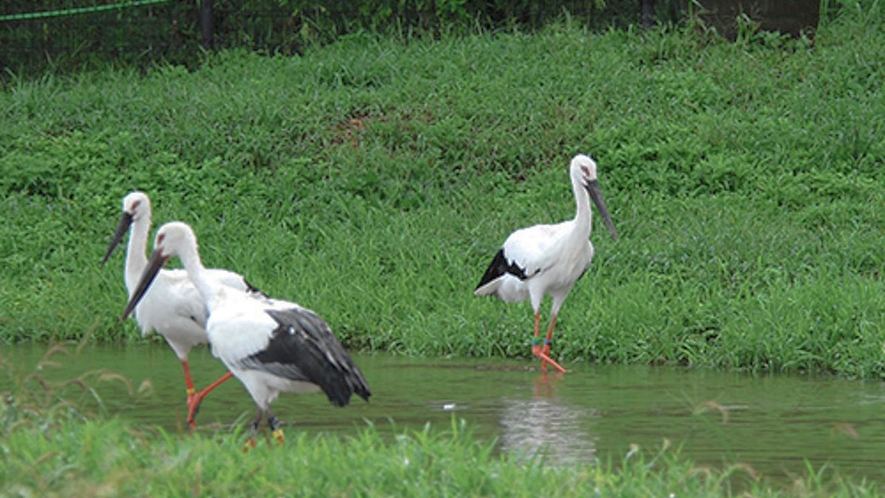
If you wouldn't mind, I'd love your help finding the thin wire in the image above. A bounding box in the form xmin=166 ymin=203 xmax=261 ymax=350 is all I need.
xmin=0 ymin=0 xmax=175 ymax=22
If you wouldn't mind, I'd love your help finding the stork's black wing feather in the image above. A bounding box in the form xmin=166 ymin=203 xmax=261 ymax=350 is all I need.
xmin=475 ymin=248 xmax=529 ymax=290
xmin=243 ymin=279 xmax=269 ymax=299
xmin=244 ymin=308 xmax=371 ymax=406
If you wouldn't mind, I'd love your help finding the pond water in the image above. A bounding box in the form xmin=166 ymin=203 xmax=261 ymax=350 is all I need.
xmin=4 ymin=343 xmax=885 ymax=485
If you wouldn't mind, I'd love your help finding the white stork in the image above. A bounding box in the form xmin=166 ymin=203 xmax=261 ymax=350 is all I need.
xmin=474 ymin=154 xmax=619 ymax=373
xmin=121 ymin=222 xmax=371 ymax=447
xmin=101 ymin=192 xmax=264 ymax=426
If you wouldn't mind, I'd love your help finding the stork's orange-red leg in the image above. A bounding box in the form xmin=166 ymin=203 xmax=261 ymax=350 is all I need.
xmin=182 ymin=360 xmax=197 ymax=404
xmin=187 ymin=372 xmax=234 ymax=427
xmin=542 ymin=314 xmax=558 ymax=360
xmin=531 ymin=312 xmax=567 ymax=373
xmin=181 ymin=360 xmax=235 ymax=428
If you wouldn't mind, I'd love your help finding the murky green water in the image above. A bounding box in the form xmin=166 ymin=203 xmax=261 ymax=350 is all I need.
xmin=4 ymin=343 xmax=885 ymax=484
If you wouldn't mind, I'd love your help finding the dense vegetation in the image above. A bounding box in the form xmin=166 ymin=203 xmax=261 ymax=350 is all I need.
xmin=2 ymin=1 xmax=884 ymax=382
xmin=2 ymin=0 xmax=660 ymax=76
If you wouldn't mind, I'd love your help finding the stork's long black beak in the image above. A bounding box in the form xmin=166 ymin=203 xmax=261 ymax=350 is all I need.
xmin=100 ymin=212 xmax=134 ymax=267
xmin=121 ymin=248 xmax=169 ymax=320
xmin=585 ymin=180 xmax=619 ymax=241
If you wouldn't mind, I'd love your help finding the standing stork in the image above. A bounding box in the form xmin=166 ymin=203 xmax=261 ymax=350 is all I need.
xmin=122 ymin=222 xmax=371 ymax=448
xmin=101 ymin=192 xmax=264 ymax=426
xmin=474 ymin=154 xmax=619 ymax=373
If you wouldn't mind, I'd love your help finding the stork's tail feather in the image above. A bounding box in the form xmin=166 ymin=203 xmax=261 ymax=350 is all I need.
xmin=243 ymin=279 xmax=269 ymax=299
xmin=474 ymin=279 xmax=502 ymax=296
xmin=262 ymin=308 xmax=371 ymax=408
xmin=475 ymin=248 xmax=529 ymax=296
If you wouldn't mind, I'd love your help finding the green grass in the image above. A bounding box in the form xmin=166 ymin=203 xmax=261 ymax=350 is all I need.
xmin=1 ymin=2 xmax=885 ymax=378
xmin=5 ymin=418 xmax=879 ymax=497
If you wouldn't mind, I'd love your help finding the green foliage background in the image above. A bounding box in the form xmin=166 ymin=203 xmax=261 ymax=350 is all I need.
xmin=1 ymin=1 xmax=884 ymax=377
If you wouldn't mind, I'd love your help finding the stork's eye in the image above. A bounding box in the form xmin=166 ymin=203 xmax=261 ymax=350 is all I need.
xmin=581 ymin=166 xmax=590 ymax=176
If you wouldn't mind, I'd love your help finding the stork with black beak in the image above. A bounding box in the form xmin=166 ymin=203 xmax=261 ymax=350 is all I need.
xmin=101 ymin=192 xmax=263 ymax=426
xmin=474 ymin=154 xmax=619 ymax=373
xmin=122 ymin=222 xmax=371 ymax=447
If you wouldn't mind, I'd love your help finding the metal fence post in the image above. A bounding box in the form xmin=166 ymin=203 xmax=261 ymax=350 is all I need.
xmin=200 ymin=0 xmax=214 ymax=49
xmin=641 ymin=0 xmax=655 ymax=27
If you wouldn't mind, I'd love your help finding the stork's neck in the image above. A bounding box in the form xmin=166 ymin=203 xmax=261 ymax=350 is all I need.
xmin=176 ymin=244 xmax=218 ymax=307
xmin=572 ymin=177 xmax=592 ymax=238
xmin=124 ymin=214 xmax=151 ymax=294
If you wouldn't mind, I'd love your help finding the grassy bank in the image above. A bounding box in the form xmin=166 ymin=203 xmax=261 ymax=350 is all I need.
xmin=2 ymin=413 xmax=878 ymax=497
xmin=1 ymin=1 xmax=885 ymax=377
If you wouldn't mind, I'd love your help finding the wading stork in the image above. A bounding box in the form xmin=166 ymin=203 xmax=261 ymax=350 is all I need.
xmin=101 ymin=192 xmax=264 ymax=426
xmin=122 ymin=222 xmax=371 ymax=448
xmin=474 ymin=154 xmax=619 ymax=373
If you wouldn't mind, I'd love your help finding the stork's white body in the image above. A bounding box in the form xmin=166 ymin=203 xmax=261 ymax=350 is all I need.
xmin=474 ymin=155 xmax=618 ymax=372
xmin=478 ymin=219 xmax=594 ymax=315
xmin=200 ymin=289 xmax=324 ymax=410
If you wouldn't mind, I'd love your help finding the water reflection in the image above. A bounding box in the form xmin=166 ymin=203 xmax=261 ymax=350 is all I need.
xmin=498 ymin=374 xmax=597 ymax=465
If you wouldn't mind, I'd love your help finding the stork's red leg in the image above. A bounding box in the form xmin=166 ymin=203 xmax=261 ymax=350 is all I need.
xmin=181 ymin=360 xmax=197 ymax=418
xmin=243 ymin=408 xmax=263 ymax=452
xmin=187 ymin=372 xmax=234 ymax=427
xmin=541 ymin=314 xmax=559 ymax=365
xmin=531 ymin=312 xmax=542 ymax=357
xmin=534 ymin=314 xmax=567 ymax=373
xmin=268 ymin=411 xmax=285 ymax=445
xmin=533 ymin=349 xmax=567 ymax=373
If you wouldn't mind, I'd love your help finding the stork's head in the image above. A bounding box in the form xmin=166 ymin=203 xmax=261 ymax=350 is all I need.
xmin=101 ymin=191 xmax=152 ymax=267
xmin=570 ymin=154 xmax=599 ymax=187
xmin=121 ymin=222 xmax=198 ymax=321
xmin=151 ymin=222 xmax=197 ymax=261
xmin=570 ymin=154 xmax=619 ymax=241
xmin=123 ymin=191 xmax=151 ymax=221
